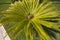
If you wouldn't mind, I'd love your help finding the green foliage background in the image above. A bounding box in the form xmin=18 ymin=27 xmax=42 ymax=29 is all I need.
xmin=0 ymin=0 xmax=11 ymax=11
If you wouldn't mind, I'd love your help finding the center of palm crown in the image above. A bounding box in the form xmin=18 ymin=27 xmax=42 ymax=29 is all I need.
xmin=27 ymin=13 xmax=34 ymax=20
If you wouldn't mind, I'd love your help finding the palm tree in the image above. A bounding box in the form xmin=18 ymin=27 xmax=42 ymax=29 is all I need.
xmin=0 ymin=0 xmax=60 ymax=40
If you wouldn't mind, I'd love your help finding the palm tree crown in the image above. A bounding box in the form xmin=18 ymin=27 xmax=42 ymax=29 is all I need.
xmin=0 ymin=0 xmax=60 ymax=40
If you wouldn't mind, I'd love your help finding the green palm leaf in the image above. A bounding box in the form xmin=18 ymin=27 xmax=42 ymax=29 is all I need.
xmin=0 ymin=0 xmax=60 ymax=40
